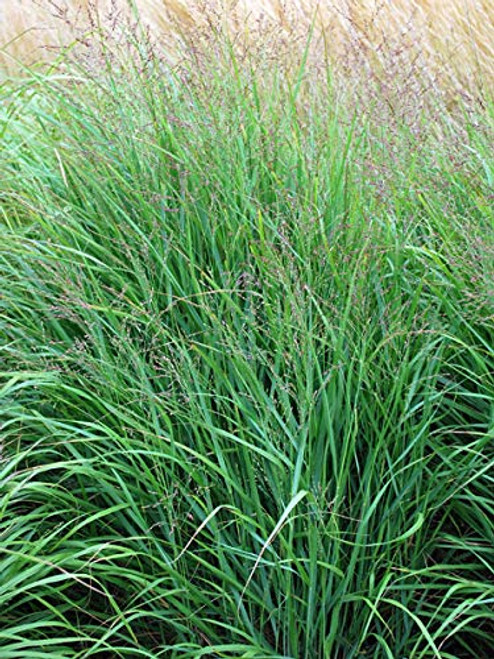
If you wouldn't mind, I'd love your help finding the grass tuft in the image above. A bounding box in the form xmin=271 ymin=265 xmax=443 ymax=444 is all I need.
xmin=1 ymin=12 xmax=493 ymax=658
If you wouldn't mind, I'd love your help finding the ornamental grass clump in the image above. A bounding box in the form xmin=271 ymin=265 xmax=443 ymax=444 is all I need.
xmin=0 ymin=12 xmax=493 ymax=659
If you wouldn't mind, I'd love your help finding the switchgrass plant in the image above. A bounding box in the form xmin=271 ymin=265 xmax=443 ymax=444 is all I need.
xmin=0 ymin=22 xmax=493 ymax=658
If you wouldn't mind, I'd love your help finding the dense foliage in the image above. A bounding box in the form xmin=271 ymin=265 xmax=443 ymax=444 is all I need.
xmin=1 ymin=28 xmax=493 ymax=658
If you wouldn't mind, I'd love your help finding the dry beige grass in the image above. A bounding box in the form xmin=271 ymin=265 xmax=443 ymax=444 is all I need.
xmin=1 ymin=1 xmax=493 ymax=94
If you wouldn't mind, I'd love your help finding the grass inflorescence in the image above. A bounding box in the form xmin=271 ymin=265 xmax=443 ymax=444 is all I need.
xmin=0 ymin=12 xmax=493 ymax=658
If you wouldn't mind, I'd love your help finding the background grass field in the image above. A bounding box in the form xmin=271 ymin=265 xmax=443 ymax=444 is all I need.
xmin=1 ymin=2 xmax=493 ymax=657
xmin=2 ymin=0 xmax=494 ymax=93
